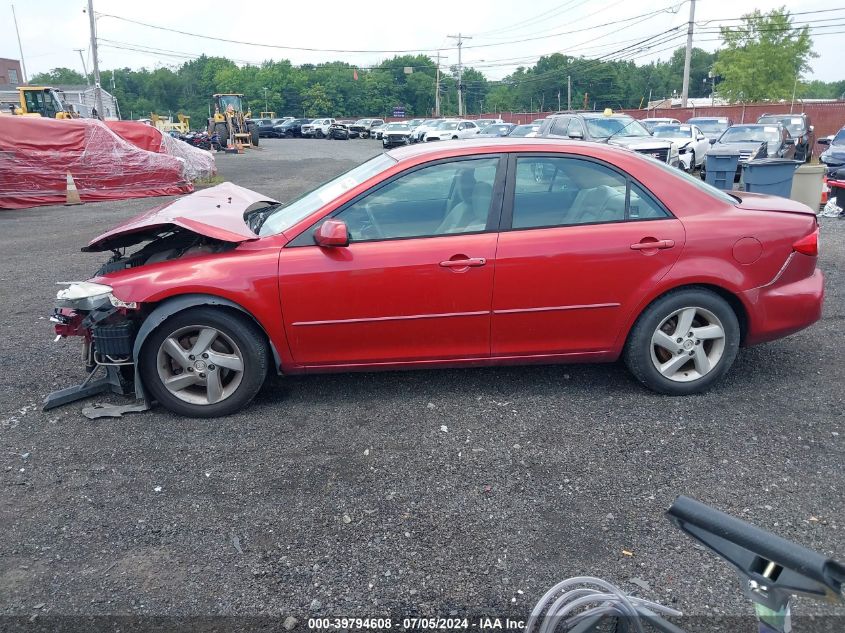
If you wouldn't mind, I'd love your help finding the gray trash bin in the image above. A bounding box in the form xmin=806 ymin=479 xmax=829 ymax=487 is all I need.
xmin=741 ymin=158 xmax=802 ymax=198
xmin=704 ymin=153 xmax=740 ymax=191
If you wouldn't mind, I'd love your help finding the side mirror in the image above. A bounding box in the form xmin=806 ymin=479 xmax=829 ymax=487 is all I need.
xmin=314 ymin=219 xmax=349 ymax=247
xmin=817 ymin=137 xmax=831 ymax=146
xmin=709 ymin=138 xmax=717 ymax=145
xmin=568 ymin=131 xmax=584 ymax=139
xmin=697 ymin=135 xmax=705 ymax=141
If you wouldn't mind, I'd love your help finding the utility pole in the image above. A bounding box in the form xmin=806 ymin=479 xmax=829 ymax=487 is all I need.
xmin=75 ymin=49 xmax=90 ymax=86
xmin=434 ymin=51 xmax=443 ymax=117
xmin=447 ymin=33 xmax=472 ymax=117
xmin=557 ymin=90 xmax=561 ymax=112
xmin=86 ymin=0 xmax=104 ymax=119
xmin=567 ymin=75 xmax=572 ymax=110
xmin=11 ymin=5 xmax=28 ymax=83
xmin=680 ymin=0 xmax=696 ymax=107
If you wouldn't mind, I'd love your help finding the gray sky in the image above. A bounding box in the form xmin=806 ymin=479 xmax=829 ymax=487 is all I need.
xmin=3 ymin=0 xmax=841 ymax=83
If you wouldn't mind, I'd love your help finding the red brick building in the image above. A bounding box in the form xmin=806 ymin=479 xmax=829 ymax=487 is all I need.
xmin=0 ymin=58 xmax=23 ymax=85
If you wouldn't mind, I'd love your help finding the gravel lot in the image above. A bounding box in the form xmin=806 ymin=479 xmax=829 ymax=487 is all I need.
xmin=1 ymin=137 xmax=843 ymax=631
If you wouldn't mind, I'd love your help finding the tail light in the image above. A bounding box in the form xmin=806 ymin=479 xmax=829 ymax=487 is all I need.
xmin=793 ymin=228 xmax=819 ymax=257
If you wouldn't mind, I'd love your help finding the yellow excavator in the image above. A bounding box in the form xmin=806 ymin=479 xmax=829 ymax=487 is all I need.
xmin=207 ymin=93 xmax=259 ymax=148
xmin=0 ymin=86 xmax=75 ymax=118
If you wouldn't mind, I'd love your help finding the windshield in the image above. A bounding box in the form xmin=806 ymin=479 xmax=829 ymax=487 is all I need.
xmin=758 ymin=115 xmax=805 ymax=136
xmin=385 ymin=123 xmax=411 ymax=131
xmin=218 ymin=95 xmax=243 ymax=111
xmin=652 ymin=125 xmax=692 ymax=138
xmin=510 ymin=124 xmax=539 ymax=137
xmin=649 ymin=156 xmax=738 ymax=205
xmin=833 ymin=129 xmax=845 ymax=145
xmin=354 ymin=119 xmax=371 ymax=125
xmin=585 ymin=116 xmax=650 ymax=139
xmin=481 ymin=124 xmax=513 ymax=136
xmin=258 ymin=154 xmax=397 ymax=236
xmin=690 ymin=119 xmax=728 ymax=135
xmin=720 ymin=125 xmax=780 ymax=144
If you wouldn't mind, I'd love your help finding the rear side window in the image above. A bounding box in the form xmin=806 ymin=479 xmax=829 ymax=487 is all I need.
xmin=548 ymin=117 xmax=570 ymax=137
xmin=510 ymin=156 xmax=669 ymax=229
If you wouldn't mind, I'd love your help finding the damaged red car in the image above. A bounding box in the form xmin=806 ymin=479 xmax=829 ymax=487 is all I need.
xmin=49 ymin=138 xmax=823 ymax=417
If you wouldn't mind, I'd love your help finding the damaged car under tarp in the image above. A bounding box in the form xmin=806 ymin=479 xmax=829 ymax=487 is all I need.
xmin=0 ymin=116 xmax=192 ymax=210
xmin=45 ymin=182 xmax=282 ymax=413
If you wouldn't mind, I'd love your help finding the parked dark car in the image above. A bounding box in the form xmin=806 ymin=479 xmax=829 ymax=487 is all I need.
xmin=757 ymin=113 xmax=814 ymax=161
xmin=818 ymin=126 xmax=845 ymax=171
xmin=254 ymin=118 xmax=282 ymax=138
xmin=328 ymin=121 xmax=355 ymax=140
xmin=702 ymin=123 xmax=796 ymax=181
xmin=272 ymin=118 xmax=312 ymax=138
xmin=687 ymin=117 xmax=733 ymax=141
xmin=477 ymin=123 xmax=515 ymax=137
xmin=539 ymin=112 xmax=679 ymax=166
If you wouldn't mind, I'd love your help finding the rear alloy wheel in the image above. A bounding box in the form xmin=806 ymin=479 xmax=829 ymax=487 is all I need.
xmin=624 ymin=288 xmax=739 ymax=395
xmin=140 ymin=308 xmax=268 ymax=417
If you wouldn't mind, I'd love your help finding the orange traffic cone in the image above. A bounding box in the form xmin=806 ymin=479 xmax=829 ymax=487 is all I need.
xmin=65 ymin=172 xmax=82 ymax=205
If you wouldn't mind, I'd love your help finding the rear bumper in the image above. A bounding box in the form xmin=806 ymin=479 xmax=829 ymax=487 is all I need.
xmin=741 ymin=257 xmax=824 ymax=345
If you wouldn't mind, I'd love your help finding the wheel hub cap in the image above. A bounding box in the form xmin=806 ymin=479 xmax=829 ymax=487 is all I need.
xmin=156 ymin=326 xmax=245 ymax=406
xmin=649 ymin=306 xmax=726 ymax=383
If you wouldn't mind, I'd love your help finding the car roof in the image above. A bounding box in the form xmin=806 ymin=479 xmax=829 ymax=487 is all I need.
xmin=387 ymin=137 xmax=631 ymax=162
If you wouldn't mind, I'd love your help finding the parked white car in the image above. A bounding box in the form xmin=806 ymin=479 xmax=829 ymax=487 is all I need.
xmin=410 ymin=119 xmax=440 ymax=143
xmin=424 ymin=119 xmax=480 ymax=141
xmin=474 ymin=118 xmax=505 ymax=129
xmin=301 ymin=118 xmax=335 ymax=138
xmin=651 ymin=123 xmax=710 ymax=171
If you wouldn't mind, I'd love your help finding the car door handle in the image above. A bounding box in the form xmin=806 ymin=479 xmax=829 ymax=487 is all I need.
xmin=630 ymin=239 xmax=675 ymax=251
xmin=440 ymin=257 xmax=486 ymax=268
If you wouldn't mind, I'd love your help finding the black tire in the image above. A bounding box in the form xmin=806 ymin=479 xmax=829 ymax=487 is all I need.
xmin=214 ymin=122 xmax=229 ymax=148
xmin=689 ymin=151 xmax=696 ymax=173
xmin=623 ymin=288 xmax=740 ymax=395
xmin=139 ymin=307 xmax=269 ymax=418
xmin=247 ymin=122 xmax=259 ymax=147
xmin=315 ymin=129 xmax=324 ymax=139
xmin=285 ymin=130 xmax=294 ymax=138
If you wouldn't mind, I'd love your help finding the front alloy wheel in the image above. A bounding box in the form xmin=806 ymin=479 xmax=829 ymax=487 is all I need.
xmin=624 ymin=288 xmax=740 ymax=395
xmin=140 ymin=307 xmax=268 ymax=417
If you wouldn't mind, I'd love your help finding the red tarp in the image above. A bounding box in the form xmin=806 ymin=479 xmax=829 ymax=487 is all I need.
xmin=106 ymin=120 xmax=216 ymax=182
xmin=0 ymin=116 xmax=192 ymax=210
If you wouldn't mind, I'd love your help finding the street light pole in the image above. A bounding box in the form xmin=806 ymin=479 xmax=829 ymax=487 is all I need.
xmin=447 ymin=33 xmax=472 ymax=117
xmin=680 ymin=0 xmax=696 ymax=107
xmin=11 ymin=4 xmax=28 ymax=83
xmin=263 ymin=87 xmax=268 ymax=113
xmin=86 ymin=0 xmax=104 ymax=119
xmin=75 ymin=49 xmax=90 ymax=86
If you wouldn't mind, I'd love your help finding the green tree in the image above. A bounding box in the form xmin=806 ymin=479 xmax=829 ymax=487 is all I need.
xmin=30 ymin=67 xmax=86 ymax=85
xmin=302 ymin=83 xmax=333 ymax=116
xmin=713 ymin=7 xmax=815 ymax=103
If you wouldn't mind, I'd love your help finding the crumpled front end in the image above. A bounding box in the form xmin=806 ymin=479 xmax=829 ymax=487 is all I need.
xmin=45 ymin=282 xmax=144 ymax=410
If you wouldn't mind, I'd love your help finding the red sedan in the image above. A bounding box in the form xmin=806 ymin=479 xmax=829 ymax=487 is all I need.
xmin=50 ymin=138 xmax=823 ymax=417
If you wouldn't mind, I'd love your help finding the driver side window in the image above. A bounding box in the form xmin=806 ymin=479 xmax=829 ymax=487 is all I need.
xmin=335 ymin=157 xmax=500 ymax=242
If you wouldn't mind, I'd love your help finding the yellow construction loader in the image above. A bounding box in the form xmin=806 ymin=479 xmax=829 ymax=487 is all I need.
xmin=207 ymin=93 xmax=259 ymax=148
xmin=0 ymin=86 xmax=74 ymax=118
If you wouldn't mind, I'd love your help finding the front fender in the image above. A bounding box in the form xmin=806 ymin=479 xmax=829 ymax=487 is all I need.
xmin=131 ymin=294 xmax=284 ymax=400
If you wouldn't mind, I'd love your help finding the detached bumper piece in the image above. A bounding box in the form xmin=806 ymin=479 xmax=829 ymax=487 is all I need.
xmin=43 ymin=364 xmax=132 ymax=411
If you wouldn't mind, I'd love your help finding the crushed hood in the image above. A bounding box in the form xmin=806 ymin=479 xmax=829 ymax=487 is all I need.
xmin=84 ymin=182 xmax=278 ymax=252
xmin=610 ymin=137 xmax=673 ymax=150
